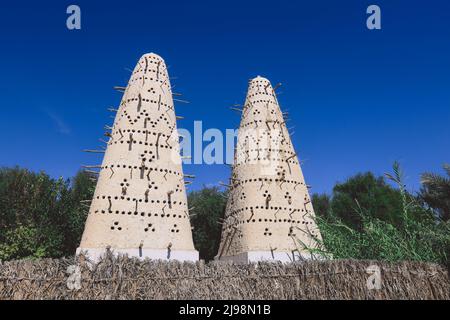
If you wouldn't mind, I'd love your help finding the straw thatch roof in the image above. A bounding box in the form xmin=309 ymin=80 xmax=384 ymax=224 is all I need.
xmin=0 ymin=254 xmax=448 ymax=300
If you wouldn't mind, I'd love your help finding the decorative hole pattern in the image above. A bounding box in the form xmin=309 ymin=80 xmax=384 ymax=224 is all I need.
xmin=79 ymin=53 xmax=196 ymax=253
xmin=217 ymin=77 xmax=322 ymax=259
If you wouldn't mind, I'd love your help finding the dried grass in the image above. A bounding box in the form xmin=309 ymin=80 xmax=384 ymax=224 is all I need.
xmin=0 ymin=254 xmax=448 ymax=300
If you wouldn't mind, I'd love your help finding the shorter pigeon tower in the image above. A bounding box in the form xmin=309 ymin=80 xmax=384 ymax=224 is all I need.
xmin=216 ymin=76 xmax=322 ymax=263
xmin=77 ymin=53 xmax=198 ymax=262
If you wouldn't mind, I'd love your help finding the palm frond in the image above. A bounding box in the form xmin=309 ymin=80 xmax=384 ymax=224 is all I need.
xmin=421 ymin=173 xmax=450 ymax=188
xmin=443 ymin=163 xmax=450 ymax=177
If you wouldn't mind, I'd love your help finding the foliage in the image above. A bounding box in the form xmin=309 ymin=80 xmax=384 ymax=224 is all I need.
xmin=314 ymin=172 xmax=407 ymax=229
xmin=419 ymin=164 xmax=450 ymax=221
xmin=188 ymin=186 xmax=227 ymax=261
xmin=0 ymin=167 xmax=95 ymax=261
xmin=310 ymin=162 xmax=450 ymax=266
xmin=1 ymin=163 xmax=448 ymax=266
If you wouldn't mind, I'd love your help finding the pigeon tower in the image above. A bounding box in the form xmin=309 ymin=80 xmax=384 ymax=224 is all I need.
xmin=216 ymin=76 xmax=322 ymax=263
xmin=77 ymin=53 xmax=198 ymax=262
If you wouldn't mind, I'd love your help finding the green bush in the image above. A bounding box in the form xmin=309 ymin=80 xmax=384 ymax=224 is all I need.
xmin=188 ymin=187 xmax=227 ymax=261
xmin=0 ymin=167 xmax=95 ymax=261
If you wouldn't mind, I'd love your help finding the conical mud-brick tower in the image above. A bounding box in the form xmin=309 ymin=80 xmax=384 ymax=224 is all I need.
xmin=216 ymin=76 xmax=322 ymax=263
xmin=77 ymin=53 xmax=198 ymax=262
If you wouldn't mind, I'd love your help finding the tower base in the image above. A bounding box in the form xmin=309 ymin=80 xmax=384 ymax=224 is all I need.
xmin=76 ymin=247 xmax=199 ymax=264
xmin=217 ymin=251 xmax=319 ymax=264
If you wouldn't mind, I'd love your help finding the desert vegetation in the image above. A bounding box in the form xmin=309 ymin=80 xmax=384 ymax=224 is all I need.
xmin=0 ymin=163 xmax=448 ymax=267
xmin=310 ymin=162 xmax=449 ymax=266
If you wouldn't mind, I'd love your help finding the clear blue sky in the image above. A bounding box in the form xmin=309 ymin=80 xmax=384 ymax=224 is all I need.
xmin=0 ymin=0 xmax=449 ymax=195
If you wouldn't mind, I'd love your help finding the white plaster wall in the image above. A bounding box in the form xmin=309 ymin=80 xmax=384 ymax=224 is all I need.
xmin=78 ymin=53 xmax=197 ymax=260
xmin=217 ymin=76 xmax=322 ymax=261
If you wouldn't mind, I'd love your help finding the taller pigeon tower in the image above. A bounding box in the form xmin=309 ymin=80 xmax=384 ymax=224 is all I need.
xmin=77 ymin=53 xmax=198 ymax=262
xmin=216 ymin=76 xmax=322 ymax=263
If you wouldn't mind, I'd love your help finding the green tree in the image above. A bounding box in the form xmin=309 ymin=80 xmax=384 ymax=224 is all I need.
xmin=188 ymin=187 xmax=227 ymax=261
xmin=63 ymin=170 xmax=96 ymax=254
xmin=322 ymin=172 xmax=405 ymax=229
xmin=0 ymin=167 xmax=95 ymax=261
xmin=311 ymin=194 xmax=331 ymax=219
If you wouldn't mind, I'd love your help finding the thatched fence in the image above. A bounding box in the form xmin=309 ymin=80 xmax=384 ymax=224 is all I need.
xmin=0 ymin=255 xmax=448 ymax=300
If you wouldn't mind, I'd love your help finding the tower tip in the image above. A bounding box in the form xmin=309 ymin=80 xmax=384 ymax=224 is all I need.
xmin=139 ymin=52 xmax=165 ymax=63
xmin=250 ymin=75 xmax=270 ymax=83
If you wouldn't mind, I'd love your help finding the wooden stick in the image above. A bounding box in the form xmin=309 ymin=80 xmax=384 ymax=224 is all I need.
xmin=84 ymin=170 xmax=99 ymax=175
xmin=273 ymin=83 xmax=282 ymax=91
xmin=113 ymin=86 xmax=126 ymax=92
xmin=173 ymin=98 xmax=190 ymax=104
xmin=229 ymin=107 xmax=242 ymax=113
xmin=83 ymin=149 xmax=105 ymax=153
